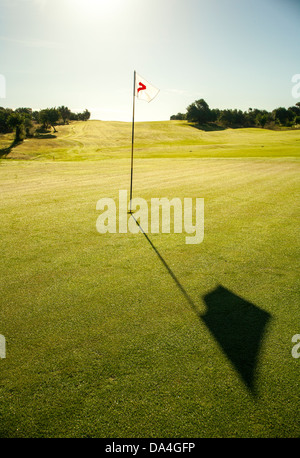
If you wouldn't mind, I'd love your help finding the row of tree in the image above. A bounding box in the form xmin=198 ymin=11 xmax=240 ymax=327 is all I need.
xmin=170 ymin=99 xmax=300 ymax=129
xmin=0 ymin=106 xmax=91 ymax=143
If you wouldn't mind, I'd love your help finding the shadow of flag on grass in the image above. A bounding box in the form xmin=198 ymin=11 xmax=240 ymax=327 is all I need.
xmin=202 ymin=285 xmax=271 ymax=394
xmin=129 ymin=215 xmax=271 ymax=395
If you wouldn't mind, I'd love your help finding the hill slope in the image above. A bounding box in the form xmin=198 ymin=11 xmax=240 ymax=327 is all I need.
xmin=0 ymin=120 xmax=299 ymax=437
xmin=2 ymin=120 xmax=300 ymax=160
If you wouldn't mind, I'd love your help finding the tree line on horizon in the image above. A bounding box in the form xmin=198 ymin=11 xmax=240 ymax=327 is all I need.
xmin=0 ymin=106 xmax=91 ymax=144
xmin=170 ymin=99 xmax=300 ymax=129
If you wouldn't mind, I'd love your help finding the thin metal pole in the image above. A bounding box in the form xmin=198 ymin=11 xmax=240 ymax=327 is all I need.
xmin=129 ymin=70 xmax=136 ymax=213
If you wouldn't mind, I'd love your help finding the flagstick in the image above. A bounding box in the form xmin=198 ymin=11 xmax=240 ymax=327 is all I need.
xmin=129 ymin=70 xmax=136 ymax=213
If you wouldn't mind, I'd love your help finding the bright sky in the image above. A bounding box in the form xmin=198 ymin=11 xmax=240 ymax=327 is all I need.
xmin=0 ymin=0 xmax=299 ymax=121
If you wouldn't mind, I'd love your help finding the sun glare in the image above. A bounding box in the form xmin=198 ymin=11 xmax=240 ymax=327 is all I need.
xmin=65 ymin=0 xmax=117 ymax=15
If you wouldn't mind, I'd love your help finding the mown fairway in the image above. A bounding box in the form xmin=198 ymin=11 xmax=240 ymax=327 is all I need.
xmin=3 ymin=119 xmax=300 ymax=160
xmin=0 ymin=121 xmax=299 ymax=437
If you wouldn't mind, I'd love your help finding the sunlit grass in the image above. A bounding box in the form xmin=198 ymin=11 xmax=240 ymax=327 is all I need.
xmin=4 ymin=120 xmax=300 ymax=160
xmin=0 ymin=122 xmax=299 ymax=437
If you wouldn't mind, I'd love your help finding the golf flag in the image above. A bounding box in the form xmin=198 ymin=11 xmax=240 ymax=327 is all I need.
xmin=135 ymin=73 xmax=159 ymax=102
xmin=129 ymin=71 xmax=159 ymax=212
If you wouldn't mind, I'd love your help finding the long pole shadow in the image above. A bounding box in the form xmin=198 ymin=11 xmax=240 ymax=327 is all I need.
xmin=130 ymin=214 xmax=199 ymax=314
xmin=130 ymin=214 xmax=271 ymax=396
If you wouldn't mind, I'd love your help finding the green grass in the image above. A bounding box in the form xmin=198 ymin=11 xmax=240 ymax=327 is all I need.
xmin=0 ymin=121 xmax=299 ymax=437
xmin=3 ymin=120 xmax=300 ymax=160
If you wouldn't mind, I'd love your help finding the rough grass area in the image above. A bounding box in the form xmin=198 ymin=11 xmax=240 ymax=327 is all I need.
xmin=0 ymin=121 xmax=299 ymax=437
xmin=2 ymin=120 xmax=300 ymax=160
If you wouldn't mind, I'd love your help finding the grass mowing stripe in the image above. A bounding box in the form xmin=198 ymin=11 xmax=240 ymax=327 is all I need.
xmin=0 ymin=123 xmax=299 ymax=437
